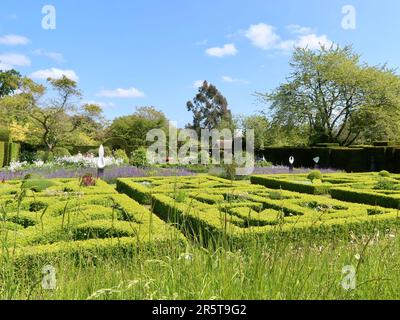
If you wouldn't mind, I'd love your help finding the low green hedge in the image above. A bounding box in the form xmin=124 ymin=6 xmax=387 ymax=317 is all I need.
xmin=118 ymin=175 xmax=400 ymax=246
xmin=330 ymin=187 xmax=400 ymax=209
xmin=1 ymin=183 xmax=185 ymax=264
xmin=0 ymin=178 xmax=117 ymax=197
xmin=250 ymin=175 xmax=331 ymax=195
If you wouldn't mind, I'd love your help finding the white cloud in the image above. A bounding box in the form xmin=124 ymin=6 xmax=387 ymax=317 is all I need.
xmin=30 ymin=68 xmax=79 ymax=82
xmin=295 ymin=34 xmax=332 ymax=50
xmin=244 ymin=23 xmax=333 ymax=52
xmin=0 ymin=53 xmax=31 ymax=70
xmin=0 ymin=34 xmax=29 ymax=46
xmin=32 ymin=49 xmax=65 ymax=63
xmin=245 ymin=23 xmax=280 ymax=50
xmin=193 ymin=80 xmax=205 ymax=88
xmin=221 ymin=75 xmax=248 ymax=84
xmin=96 ymin=87 xmax=145 ymax=98
xmin=82 ymin=100 xmax=116 ymax=108
xmin=205 ymin=43 xmax=237 ymax=57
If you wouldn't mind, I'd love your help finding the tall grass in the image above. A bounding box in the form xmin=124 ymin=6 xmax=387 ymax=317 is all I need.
xmin=1 ymin=232 xmax=399 ymax=300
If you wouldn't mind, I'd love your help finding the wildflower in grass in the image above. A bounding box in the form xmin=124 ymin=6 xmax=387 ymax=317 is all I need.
xmin=354 ymin=254 xmax=361 ymax=261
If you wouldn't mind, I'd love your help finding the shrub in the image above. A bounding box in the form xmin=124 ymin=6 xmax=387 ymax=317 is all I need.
xmin=256 ymin=160 xmax=273 ymax=167
xmin=29 ymin=201 xmax=48 ymax=212
xmin=19 ymin=151 xmax=38 ymax=164
xmin=22 ymin=179 xmax=57 ymax=192
xmin=52 ymin=147 xmax=71 ymax=158
xmin=174 ymin=190 xmax=188 ymax=203
xmin=114 ymin=149 xmax=129 ymax=164
xmin=307 ymin=170 xmax=323 ymax=183
xmin=130 ymin=147 xmax=149 ymax=168
xmin=4 ymin=192 xmax=186 ymax=264
xmin=37 ymin=150 xmax=54 ymax=162
xmin=379 ymin=170 xmax=391 ymax=178
xmin=374 ymin=178 xmax=396 ymax=190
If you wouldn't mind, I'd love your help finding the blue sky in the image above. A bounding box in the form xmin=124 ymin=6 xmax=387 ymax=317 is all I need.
xmin=1 ymin=0 xmax=400 ymax=126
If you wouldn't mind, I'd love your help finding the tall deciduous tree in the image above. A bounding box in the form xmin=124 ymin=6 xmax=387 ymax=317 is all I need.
xmin=28 ymin=76 xmax=82 ymax=151
xmin=259 ymin=45 xmax=400 ymax=146
xmin=108 ymin=106 xmax=168 ymax=149
xmin=186 ymin=81 xmax=233 ymax=133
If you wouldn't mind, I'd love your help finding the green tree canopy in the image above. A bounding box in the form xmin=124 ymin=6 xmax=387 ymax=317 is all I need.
xmin=108 ymin=106 xmax=169 ymax=149
xmin=186 ymin=81 xmax=233 ymax=133
xmin=258 ymin=45 xmax=400 ymax=146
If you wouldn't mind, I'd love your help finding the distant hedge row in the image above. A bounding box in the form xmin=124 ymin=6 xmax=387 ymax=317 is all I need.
xmin=258 ymin=145 xmax=400 ymax=172
xmin=0 ymin=141 xmax=20 ymax=168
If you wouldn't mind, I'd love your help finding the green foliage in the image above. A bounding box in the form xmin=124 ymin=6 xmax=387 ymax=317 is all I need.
xmin=186 ymin=81 xmax=233 ymax=134
xmin=29 ymin=201 xmax=48 ymax=212
xmin=251 ymin=175 xmax=332 ymax=195
xmin=117 ymin=175 xmax=400 ymax=245
xmin=0 ymin=180 xmax=185 ymax=264
xmin=19 ymin=151 xmax=38 ymax=164
xmin=307 ymin=170 xmax=323 ymax=183
xmin=36 ymin=150 xmax=54 ymax=162
xmin=108 ymin=106 xmax=168 ymax=150
xmin=259 ymin=45 xmax=400 ymax=146
xmin=0 ymin=69 xmax=21 ymax=97
xmin=130 ymin=147 xmax=149 ymax=168
xmin=379 ymin=170 xmax=391 ymax=178
xmin=22 ymin=179 xmax=57 ymax=192
xmin=114 ymin=149 xmax=129 ymax=164
xmin=52 ymin=147 xmax=71 ymax=157
xmin=374 ymin=178 xmax=397 ymax=190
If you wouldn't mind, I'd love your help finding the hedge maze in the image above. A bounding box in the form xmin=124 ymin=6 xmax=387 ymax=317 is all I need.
xmin=117 ymin=175 xmax=400 ymax=244
xmin=2 ymin=173 xmax=400 ymax=264
xmin=0 ymin=179 xmax=185 ymax=264
xmin=251 ymin=172 xmax=400 ymax=209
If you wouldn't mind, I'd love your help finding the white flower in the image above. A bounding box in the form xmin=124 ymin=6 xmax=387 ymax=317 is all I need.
xmin=54 ymin=154 xmax=124 ymax=168
xmin=9 ymin=161 xmax=28 ymax=172
xmin=354 ymin=254 xmax=361 ymax=261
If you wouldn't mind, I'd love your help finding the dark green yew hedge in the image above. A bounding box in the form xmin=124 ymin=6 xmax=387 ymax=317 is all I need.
xmin=258 ymin=145 xmax=400 ymax=172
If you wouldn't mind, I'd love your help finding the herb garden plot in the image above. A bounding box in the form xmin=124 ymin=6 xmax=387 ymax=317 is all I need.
xmin=0 ymin=180 xmax=185 ymax=263
xmin=117 ymin=176 xmax=400 ymax=243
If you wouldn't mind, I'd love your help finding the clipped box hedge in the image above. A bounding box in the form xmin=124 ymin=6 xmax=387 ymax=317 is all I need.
xmin=0 ymin=179 xmax=185 ymax=265
xmin=0 ymin=178 xmax=118 ymax=197
xmin=117 ymin=175 xmax=400 ymax=245
xmin=258 ymin=145 xmax=400 ymax=172
xmin=329 ymin=187 xmax=400 ymax=209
